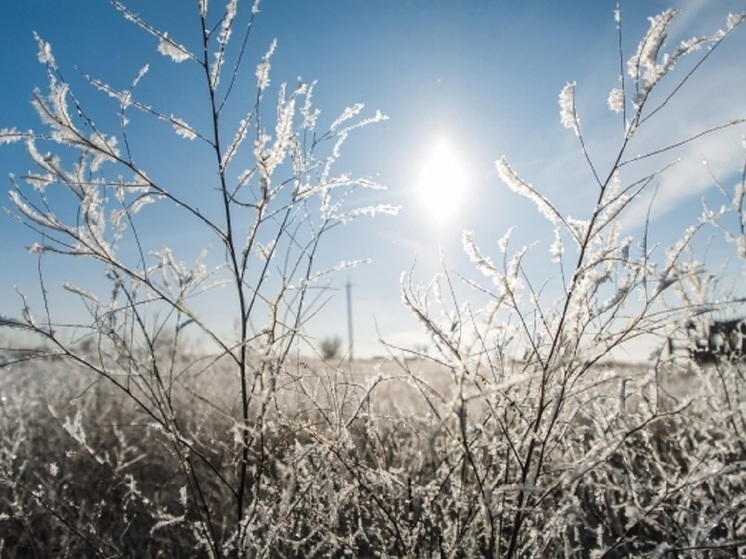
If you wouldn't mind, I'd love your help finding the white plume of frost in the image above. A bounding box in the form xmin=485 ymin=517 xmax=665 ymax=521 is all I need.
xmin=330 ymin=104 xmax=364 ymax=131
xmin=727 ymin=12 xmax=745 ymax=31
xmin=334 ymin=203 xmax=400 ymax=224
xmin=113 ymin=1 xmax=193 ymax=63
xmin=463 ymin=230 xmax=504 ymax=292
xmin=171 ymin=116 xmax=197 ymax=140
xmin=559 ymin=81 xmax=579 ymax=135
xmin=299 ymin=80 xmax=320 ymax=130
xmin=737 ymin=236 xmax=746 ymax=260
xmin=219 ymin=0 xmax=238 ymax=46
xmin=150 ymin=511 xmax=186 ymax=534
xmin=496 ymin=157 xmax=561 ymax=225
xmin=0 ymin=128 xmax=25 ymax=145
xmin=157 ymin=32 xmax=191 ymax=63
xmin=209 ymin=0 xmax=239 ymax=88
xmin=624 ymin=9 xmax=738 ymax=108
xmin=498 ymin=227 xmax=513 ymax=254
xmin=628 ymin=9 xmax=678 ymax=87
xmin=550 ymin=227 xmax=564 ymax=262
xmin=256 ymin=39 xmax=277 ymax=92
xmin=607 ymin=88 xmax=625 ymax=113
xmin=33 ymin=32 xmax=56 ymax=68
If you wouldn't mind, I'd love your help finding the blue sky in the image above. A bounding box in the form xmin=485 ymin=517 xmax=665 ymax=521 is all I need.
xmin=2 ymin=1 xmax=745 ymax=358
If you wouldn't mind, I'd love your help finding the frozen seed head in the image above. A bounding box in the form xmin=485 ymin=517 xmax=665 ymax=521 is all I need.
xmin=157 ymin=32 xmax=190 ymax=63
xmin=559 ymin=82 xmax=579 ymax=135
xmin=608 ymin=88 xmax=625 ymax=113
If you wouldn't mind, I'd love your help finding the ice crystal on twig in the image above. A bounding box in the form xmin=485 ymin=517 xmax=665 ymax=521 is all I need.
xmin=171 ymin=116 xmax=197 ymax=140
xmin=496 ymin=157 xmax=562 ymax=225
xmin=255 ymin=39 xmax=277 ymax=92
xmin=157 ymin=32 xmax=190 ymax=63
xmin=608 ymin=87 xmax=625 ymax=113
xmin=559 ymin=81 xmax=579 ymax=135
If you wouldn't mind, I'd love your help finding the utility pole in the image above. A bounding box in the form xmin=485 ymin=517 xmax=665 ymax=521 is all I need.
xmin=346 ymin=279 xmax=354 ymax=361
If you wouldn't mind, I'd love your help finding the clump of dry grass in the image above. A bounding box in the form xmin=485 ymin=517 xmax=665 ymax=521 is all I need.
xmin=2 ymin=356 xmax=745 ymax=557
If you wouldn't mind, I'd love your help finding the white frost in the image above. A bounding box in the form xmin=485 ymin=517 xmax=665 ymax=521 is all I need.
xmin=256 ymin=39 xmax=277 ymax=91
xmin=0 ymin=128 xmax=25 ymax=145
xmin=496 ymin=157 xmax=560 ymax=225
xmin=559 ymin=81 xmax=579 ymax=135
xmin=157 ymin=32 xmax=190 ymax=63
xmin=33 ymin=32 xmax=55 ymax=67
xmin=171 ymin=117 xmax=197 ymax=140
xmin=607 ymin=88 xmax=624 ymax=113
xmin=550 ymin=227 xmax=564 ymax=262
xmin=727 ymin=12 xmax=745 ymax=31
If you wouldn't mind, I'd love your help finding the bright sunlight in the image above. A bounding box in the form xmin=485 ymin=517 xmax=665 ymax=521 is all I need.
xmin=414 ymin=134 xmax=468 ymax=228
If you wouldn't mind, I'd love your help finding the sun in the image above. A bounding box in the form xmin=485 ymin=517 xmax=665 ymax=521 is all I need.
xmin=414 ymin=134 xmax=468 ymax=228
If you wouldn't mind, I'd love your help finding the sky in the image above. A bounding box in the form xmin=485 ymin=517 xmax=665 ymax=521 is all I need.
xmin=1 ymin=0 xmax=745 ymax=360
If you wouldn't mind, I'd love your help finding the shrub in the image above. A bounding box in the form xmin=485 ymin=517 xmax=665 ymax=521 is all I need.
xmin=320 ymin=335 xmax=343 ymax=361
xmin=397 ymin=7 xmax=746 ymax=557
xmin=0 ymin=0 xmax=395 ymax=555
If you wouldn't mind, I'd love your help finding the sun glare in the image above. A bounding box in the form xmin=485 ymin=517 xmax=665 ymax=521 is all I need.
xmin=415 ymin=135 xmax=468 ymax=229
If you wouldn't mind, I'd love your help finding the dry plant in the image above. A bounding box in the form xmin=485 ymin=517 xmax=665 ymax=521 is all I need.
xmin=396 ymin=7 xmax=746 ymax=557
xmin=0 ymin=0 xmax=396 ymax=556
